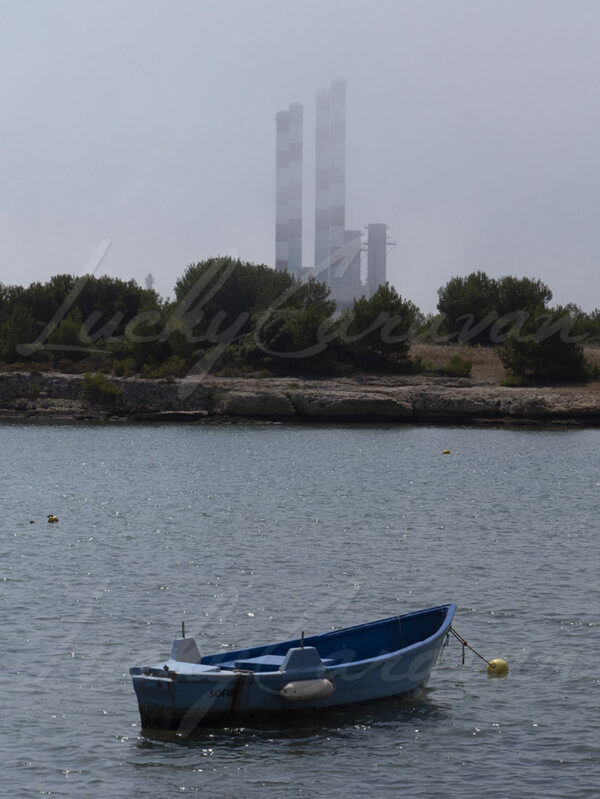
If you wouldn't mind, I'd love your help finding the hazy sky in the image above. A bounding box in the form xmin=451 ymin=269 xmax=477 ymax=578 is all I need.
xmin=2 ymin=0 xmax=600 ymax=313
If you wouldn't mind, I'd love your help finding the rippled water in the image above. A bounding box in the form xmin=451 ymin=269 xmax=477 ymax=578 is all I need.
xmin=2 ymin=422 xmax=599 ymax=797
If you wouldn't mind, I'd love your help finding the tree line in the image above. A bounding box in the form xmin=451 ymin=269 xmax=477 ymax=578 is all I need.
xmin=0 ymin=259 xmax=598 ymax=382
xmin=435 ymin=271 xmax=598 ymax=381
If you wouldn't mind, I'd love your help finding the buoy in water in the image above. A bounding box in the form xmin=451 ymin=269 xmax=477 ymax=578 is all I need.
xmin=443 ymin=449 xmax=451 ymax=455
xmin=47 ymin=515 xmax=59 ymax=524
xmin=487 ymin=658 xmax=509 ymax=677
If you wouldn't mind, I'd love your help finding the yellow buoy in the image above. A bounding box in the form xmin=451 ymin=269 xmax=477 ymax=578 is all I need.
xmin=487 ymin=658 xmax=508 ymax=677
xmin=443 ymin=449 xmax=451 ymax=455
xmin=47 ymin=515 xmax=59 ymax=524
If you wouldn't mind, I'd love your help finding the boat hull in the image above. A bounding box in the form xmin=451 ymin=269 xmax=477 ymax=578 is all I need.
xmin=130 ymin=603 xmax=455 ymax=731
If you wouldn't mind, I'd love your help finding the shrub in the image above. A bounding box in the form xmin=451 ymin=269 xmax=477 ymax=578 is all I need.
xmin=82 ymin=372 xmax=122 ymax=405
xmin=445 ymin=355 xmax=472 ymax=378
xmin=498 ymin=307 xmax=592 ymax=383
xmin=141 ymin=355 xmax=188 ymax=379
xmin=113 ymin=358 xmax=137 ymax=377
xmin=339 ymin=283 xmax=420 ymax=372
xmin=501 ymin=375 xmax=527 ymax=387
xmin=26 ymin=381 xmax=41 ymax=399
xmin=409 ymin=356 xmax=426 ymax=374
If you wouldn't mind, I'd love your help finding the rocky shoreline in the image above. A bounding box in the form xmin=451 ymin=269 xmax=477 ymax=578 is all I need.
xmin=1 ymin=371 xmax=600 ymax=426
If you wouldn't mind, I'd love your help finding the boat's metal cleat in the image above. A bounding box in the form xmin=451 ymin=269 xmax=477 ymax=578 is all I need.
xmin=280 ymin=678 xmax=335 ymax=701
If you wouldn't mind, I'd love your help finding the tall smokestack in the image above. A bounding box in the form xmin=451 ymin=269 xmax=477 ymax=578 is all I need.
xmin=314 ymin=88 xmax=330 ymax=279
xmin=367 ymin=223 xmax=388 ymax=296
xmin=329 ymin=78 xmax=346 ymax=280
xmin=275 ymin=109 xmax=290 ymax=271
xmin=343 ymin=229 xmax=361 ymax=286
xmin=287 ymin=103 xmax=303 ymax=274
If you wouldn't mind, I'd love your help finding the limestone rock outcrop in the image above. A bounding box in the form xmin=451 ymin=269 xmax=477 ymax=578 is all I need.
xmin=288 ymin=390 xmax=412 ymax=420
xmin=221 ymin=390 xmax=295 ymax=418
xmin=1 ymin=371 xmax=599 ymax=425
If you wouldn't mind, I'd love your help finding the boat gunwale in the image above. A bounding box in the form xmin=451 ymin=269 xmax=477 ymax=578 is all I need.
xmin=325 ymin=601 xmax=455 ymax=670
xmin=151 ymin=603 xmax=457 ymax=678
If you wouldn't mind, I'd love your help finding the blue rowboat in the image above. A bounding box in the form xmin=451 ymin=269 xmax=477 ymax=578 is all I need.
xmin=130 ymin=603 xmax=456 ymax=730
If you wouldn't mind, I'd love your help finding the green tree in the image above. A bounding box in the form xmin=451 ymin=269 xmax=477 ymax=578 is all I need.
xmin=498 ymin=305 xmax=592 ymax=382
xmin=241 ymin=277 xmax=338 ymax=374
xmin=0 ymin=304 xmax=38 ymax=362
xmin=46 ymin=308 xmax=90 ymax=362
xmin=171 ymin=257 xmax=300 ymax=347
xmin=436 ymin=272 xmax=553 ymax=346
xmin=496 ymin=275 xmax=553 ymax=314
xmin=0 ymin=273 xmax=163 ymax=367
xmin=168 ymin=259 xmax=338 ymax=374
xmin=561 ymin=305 xmax=600 ymax=344
xmin=437 ymin=271 xmax=499 ymax=345
xmin=339 ymin=283 xmax=420 ymax=371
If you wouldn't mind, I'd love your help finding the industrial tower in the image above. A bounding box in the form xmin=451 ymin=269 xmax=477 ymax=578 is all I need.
xmin=275 ymin=79 xmax=390 ymax=308
xmin=275 ymin=103 xmax=303 ymax=274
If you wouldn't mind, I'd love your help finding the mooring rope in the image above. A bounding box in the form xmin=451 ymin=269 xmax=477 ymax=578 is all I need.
xmin=449 ymin=626 xmax=497 ymax=670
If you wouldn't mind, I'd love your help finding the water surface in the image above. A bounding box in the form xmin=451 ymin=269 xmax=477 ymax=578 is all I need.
xmin=2 ymin=423 xmax=599 ymax=797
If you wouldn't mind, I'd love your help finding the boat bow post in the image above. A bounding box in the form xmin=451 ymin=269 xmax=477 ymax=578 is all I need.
xmin=171 ymin=636 xmax=201 ymax=663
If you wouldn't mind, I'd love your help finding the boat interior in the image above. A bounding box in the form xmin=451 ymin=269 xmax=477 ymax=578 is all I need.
xmin=200 ymin=605 xmax=450 ymax=672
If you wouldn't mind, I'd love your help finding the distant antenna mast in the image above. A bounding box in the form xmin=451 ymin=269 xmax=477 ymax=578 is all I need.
xmin=144 ymin=273 xmax=155 ymax=291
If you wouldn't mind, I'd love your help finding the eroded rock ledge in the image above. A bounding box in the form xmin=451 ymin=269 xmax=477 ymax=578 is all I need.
xmin=1 ymin=372 xmax=600 ymax=425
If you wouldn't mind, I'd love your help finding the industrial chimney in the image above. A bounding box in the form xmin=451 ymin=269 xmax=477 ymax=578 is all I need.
xmin=275 ymin=104 xmax=304 ymax=274
xmin=287 ymin=103 xmax=303 ymax=274
xmin=275 ymin=109 xmax=290 ymax=272
xmin=276 ymin=80 xmax=389 ymax=310
xmin=328 ymin=78 xmax=346 ymax=281
xmin=314 ymin=87 xmax=331 ymax=279
xmin=367 ymin=223 xmax=388 ymax=296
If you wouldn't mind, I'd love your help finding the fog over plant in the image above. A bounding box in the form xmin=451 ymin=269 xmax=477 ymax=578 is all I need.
xmin=2 ymin=0 xmax=600 ymax=313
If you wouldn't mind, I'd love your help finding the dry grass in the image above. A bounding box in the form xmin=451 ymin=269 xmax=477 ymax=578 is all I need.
xmin=410 ymin=343 xmax=600 ymax=387
xmin=584 ymin=346 xmax=600 ymax=370
xmin=410 ymin=342 xmax=507 ymax=382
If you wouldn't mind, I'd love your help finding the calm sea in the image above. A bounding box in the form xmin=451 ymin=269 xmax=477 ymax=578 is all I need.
xmin=2 ymin=422 xmax=599 ymax=798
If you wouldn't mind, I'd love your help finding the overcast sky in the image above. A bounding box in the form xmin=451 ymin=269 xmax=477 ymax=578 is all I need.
xmin=2 ymin=0 xmax=600 ymax=313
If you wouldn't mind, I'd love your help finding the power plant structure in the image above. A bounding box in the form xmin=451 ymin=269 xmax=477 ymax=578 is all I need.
xmin=275 ymin=103 xmax=303 ymax=274
xmin=275 ymin=78 xmax=393 ymax=309
xmin=366 ymin=223 xmax=388 ymax=298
